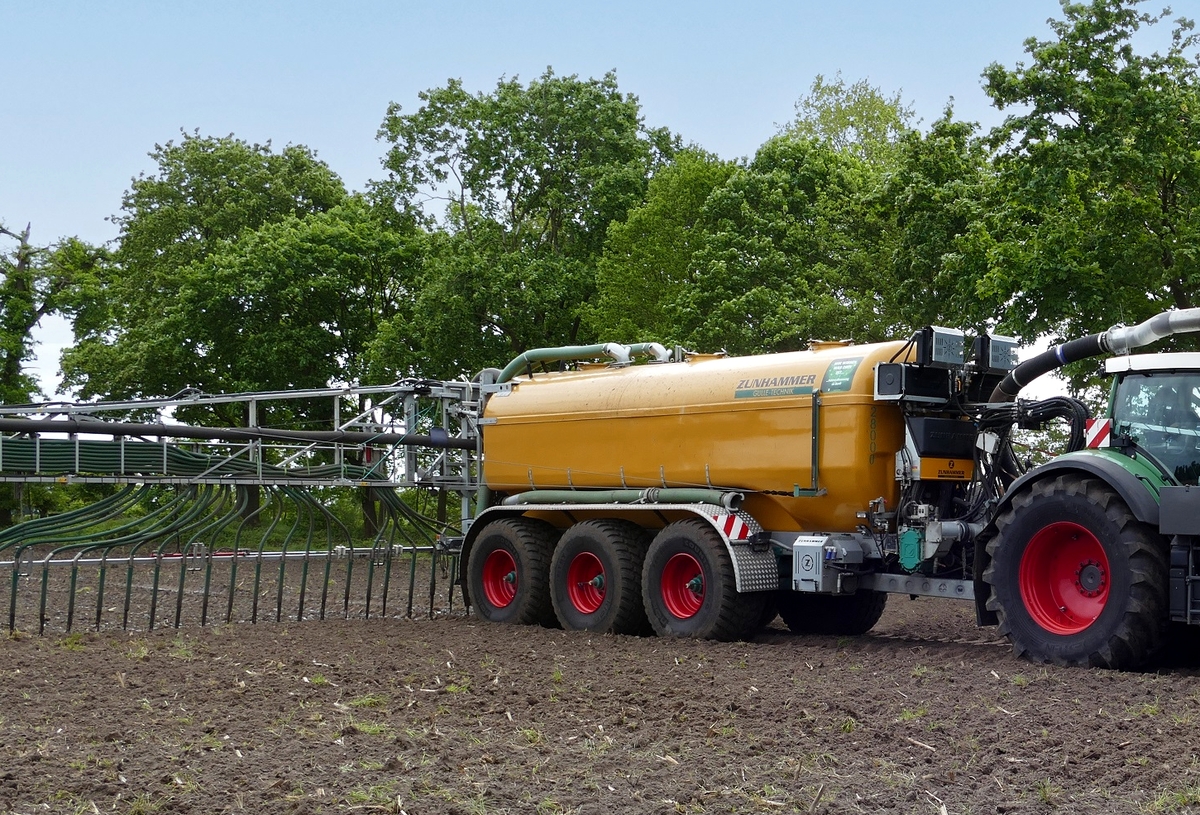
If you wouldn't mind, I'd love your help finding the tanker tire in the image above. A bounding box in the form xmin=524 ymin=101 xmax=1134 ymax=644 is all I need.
xmin=776 ymin=591 xmax=888 ymax=636
xmin=550 ymin=520 xmax=651 ymax=635
xmin=642 ymin=518 xmax=765 ymax=641
xmin=983 ymin=475 xmax=1168 ymax=669
xmin=757 ymin=593 xmax=780 ymax=630
xmin=467 ymin=518 xmax=557 ymax=627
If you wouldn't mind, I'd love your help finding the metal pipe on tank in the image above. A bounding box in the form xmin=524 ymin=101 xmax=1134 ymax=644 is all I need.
xmin=495 ymin=343 xmax=633 ymax=384
xmin=626 ymin=343 xmax=671 ymax=363
xmin=500 ymin=488 xmax=743 ymax=511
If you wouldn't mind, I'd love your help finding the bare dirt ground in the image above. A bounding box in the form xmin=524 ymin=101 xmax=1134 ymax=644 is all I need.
xmin=4 ymin=597 xmax=1200 ymax=815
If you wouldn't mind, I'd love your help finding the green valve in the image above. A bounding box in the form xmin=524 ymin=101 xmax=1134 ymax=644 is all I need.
xmin=899 ymin=528 xmax=924 ymax=573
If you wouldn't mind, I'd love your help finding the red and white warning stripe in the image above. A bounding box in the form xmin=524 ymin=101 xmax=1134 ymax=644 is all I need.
xmin=711 ymin=513 xmax=751 ymax=541
xmin=1085 ymin=418 xmax=1112 ymax=449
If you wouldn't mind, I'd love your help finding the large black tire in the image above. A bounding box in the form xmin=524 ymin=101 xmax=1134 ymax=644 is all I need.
xmin=550 ymin=520 xmax=650 ymax=635
xmin=776 ymin=590 xmax=888 ymax=636
xmin=757 ymin=593 xmax=780 ymax=630
xmin=467 ymin=518 xmax=557 ymax=627
xmin=641 ymin=518 xmax=766 ymax=641
xmin=983 ymin=475 xmax=1168 ymax=669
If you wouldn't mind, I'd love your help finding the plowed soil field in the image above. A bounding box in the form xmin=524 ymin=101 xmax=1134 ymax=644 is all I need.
xmin=4 ymin=598 xmax=1200 ymax=815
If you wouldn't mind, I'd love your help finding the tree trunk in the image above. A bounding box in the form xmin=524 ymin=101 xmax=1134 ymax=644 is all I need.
xmin=239 ymin=485 xmax=261 ymax=527
xmin=361 ymin=487 xmax=380 ymax=538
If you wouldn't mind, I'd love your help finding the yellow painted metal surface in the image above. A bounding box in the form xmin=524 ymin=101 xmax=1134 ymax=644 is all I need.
xmin=482 ymin=341 xmax=912 ymax=533
xmin=917 ymin=457 xmax=975 ymax=481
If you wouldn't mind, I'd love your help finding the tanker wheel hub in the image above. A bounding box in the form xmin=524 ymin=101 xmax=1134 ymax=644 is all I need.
xmin=687 ymin=575 xmax=703 ymax=594
xmin=504 ymin=571 xmax=516 ymax=585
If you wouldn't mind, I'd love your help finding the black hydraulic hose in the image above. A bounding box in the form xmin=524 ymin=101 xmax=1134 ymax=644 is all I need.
xmin=989 ymin=335 xmax=1105 ymax=402
xmin=989 ymin=307 xmax=1200 ymax=403
xmin=0 ymin=417 xmax=474 ymax=451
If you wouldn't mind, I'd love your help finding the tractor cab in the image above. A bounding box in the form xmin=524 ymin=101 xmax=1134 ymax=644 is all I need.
xmin=1107 ymin=353 xmax=1200 ymax=485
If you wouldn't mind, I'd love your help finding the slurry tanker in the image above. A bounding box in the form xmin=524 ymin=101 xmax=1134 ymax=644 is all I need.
xmin=460 ymin=309 xmax=1200 ymax=669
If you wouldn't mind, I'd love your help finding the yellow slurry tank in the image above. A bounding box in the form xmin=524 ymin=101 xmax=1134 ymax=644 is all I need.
xmin=482 ymin=340 xmax=909 ymax=532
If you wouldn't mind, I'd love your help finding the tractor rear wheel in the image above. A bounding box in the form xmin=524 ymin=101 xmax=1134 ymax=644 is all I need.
xmin=642 ymin=518 xmax=765 ymax=641
xmin=550 ymin=520 xmax=650 ymax=635
xmin=776 ymin=591 xmax=888 ymax=636
xmin=467 ymin=518 xmax=557 ymax=627
xmin=984 ymin=475 xmax=1168 ymax=669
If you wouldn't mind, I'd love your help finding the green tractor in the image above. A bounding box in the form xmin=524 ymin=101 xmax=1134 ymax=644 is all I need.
xmin=977 ymin=309 xmax=1200 ymax=669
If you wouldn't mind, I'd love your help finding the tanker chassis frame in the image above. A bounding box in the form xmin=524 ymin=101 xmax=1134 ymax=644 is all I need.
xmin=458 ymin=310 xmax=1200 ymax=670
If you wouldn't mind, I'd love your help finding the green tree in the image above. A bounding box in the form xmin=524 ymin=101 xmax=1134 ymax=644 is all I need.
xmin=0 ymin=225 xmax=105 ymax=526
xmin=61 ymin=133 xmax=348 ymax=411
xmin=786 ymin=72 xmax=917 ymax=166
xmin=0 ymin=224 xmax=95 ymax=403
xmin=373 ymin=69 xmax=676 ymax=377
xmin=586 ymin=148 xmax=736 ymax=342
xmin=173 ymin=199 xmax=423 ymax=534
xmin=173 ymin=197 xmax=422 ymax=396
xmin=665 ymin=136 xmax=900 ymax=354
xmin=980 ymin=0 xmax=1200 ymax=349
xmin=0 ymin=223 xmax=53 ymax=404
xmin=885 ymin=113 xmax=995 ymax=331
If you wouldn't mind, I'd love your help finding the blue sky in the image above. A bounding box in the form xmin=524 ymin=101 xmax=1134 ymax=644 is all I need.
xmin=0 ymin=0 xmax=1161 ymax=392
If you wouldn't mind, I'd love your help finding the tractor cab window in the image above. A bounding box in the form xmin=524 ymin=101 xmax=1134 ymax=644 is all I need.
xmin=1112 ymin=372 xmax=1200 ymax=485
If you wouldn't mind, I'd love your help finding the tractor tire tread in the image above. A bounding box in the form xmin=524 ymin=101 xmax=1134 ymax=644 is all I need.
xmin=984 ymin=475 xmax=1168 ymax=669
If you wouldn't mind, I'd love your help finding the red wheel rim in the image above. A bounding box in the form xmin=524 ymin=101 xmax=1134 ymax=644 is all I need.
xmin=481 ymin=549 xmax=518 ymax=609
xmin=1019 ymin=521 xmax=1110 ymax=634
xmin=566 ymin=551 xmax=606 ymax=614
xmin=660 ymin=552 xmax=705 ymax=619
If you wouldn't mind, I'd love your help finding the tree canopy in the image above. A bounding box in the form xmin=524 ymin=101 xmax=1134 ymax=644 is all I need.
xmin=0 ymin=224 xmax=73 ymax=403
xmin=586 ymin=149 xmax=737 ymax=343
xmin=665 ymin=135 xmax=900 ymax=354
xmin=981 ymin=0 xmax=1200 ymax=345
xmin=6 ymin=0 xmax=1196 ymax=410
xmin=785 ymin=72 xmax=918 ymax=166
xmin=371 ymin=69 xmax=677 ymax=377
xmin=60 ymin=133 xmax=349 ymax=411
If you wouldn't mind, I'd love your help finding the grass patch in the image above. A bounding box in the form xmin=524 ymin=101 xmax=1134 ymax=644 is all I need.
xmin=1130 ymin=699 xmax=1162 ymax=717
xmin=1034 ymin=777 xmax=1062 ymax=806
xmin=348 ymin=718 xmax=390 ymax=736
xmin=345 ymin=783 xmax=398 ymax=805
xmin=126 ymin=793 xmax=164 ymax=815
xmin=167 ymin=637 xmax=195 ymax=660
xmin=57 ymin=632 xmax=87 ymax=651
xmin=1146 ymin=784 xmax=1200 ymax=813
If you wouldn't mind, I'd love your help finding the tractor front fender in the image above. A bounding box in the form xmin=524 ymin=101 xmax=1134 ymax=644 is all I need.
xmin=1001 ymin=452 xmax=1163 ymax=527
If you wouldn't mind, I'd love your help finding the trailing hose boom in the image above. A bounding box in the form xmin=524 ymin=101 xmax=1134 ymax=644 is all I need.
xmin=8 ymin=307 xmax=1200 ymax=669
